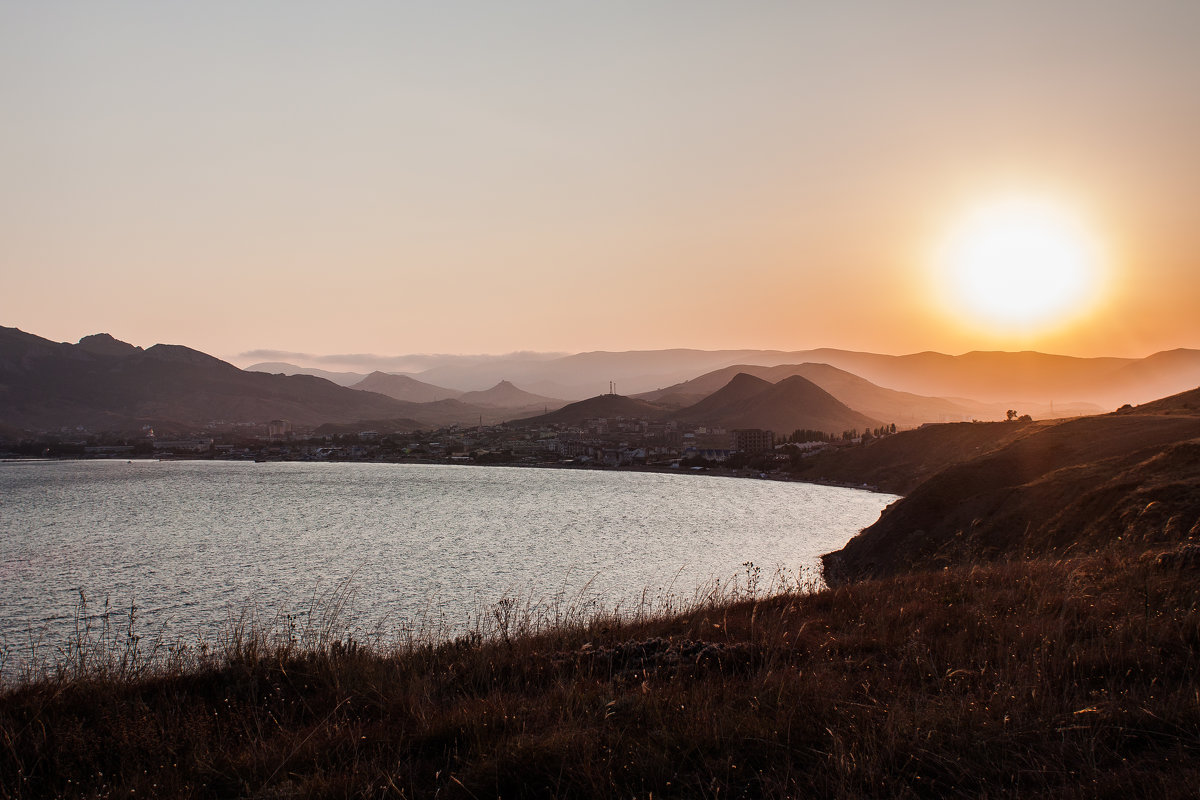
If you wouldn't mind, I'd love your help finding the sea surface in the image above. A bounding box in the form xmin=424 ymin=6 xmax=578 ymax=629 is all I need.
xmin=0 ymin=460 xmax=896 ymax=663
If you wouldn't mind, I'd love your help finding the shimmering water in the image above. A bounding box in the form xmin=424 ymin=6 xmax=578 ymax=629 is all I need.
xmin=0 ymin=460 xmax=895 ymax=656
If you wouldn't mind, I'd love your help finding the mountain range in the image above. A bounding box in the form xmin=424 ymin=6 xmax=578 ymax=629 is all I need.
xmin=637 ymin=363 xmax=1019 ymax=423
xmin=515 ymin=372 xmax=880 ymax=437
xmin=0 ymin=328 xmax=546 ymax=434
xmin=249 ymin=346 xmax=1200 ymax=409
xmin=671 ymin=372 xmax=879 ymax=435
xmin=5 ymin=324 xmax=1200 ymax=437
xmin=348 ymin=372 xmax=465 ymax=403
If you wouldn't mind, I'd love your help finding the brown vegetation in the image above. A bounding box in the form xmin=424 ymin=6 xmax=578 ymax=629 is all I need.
xmin=795 ymin=418 xmax=1044 ymax=495
xmin=4 ymin=552 xmax=1200 ymax=798
xmin=822 ymin=410 xmax=1200 ymax=584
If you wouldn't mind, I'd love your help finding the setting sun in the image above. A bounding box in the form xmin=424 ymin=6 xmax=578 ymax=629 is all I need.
xmin=935 ymin=197 xmax=1105 ymax=336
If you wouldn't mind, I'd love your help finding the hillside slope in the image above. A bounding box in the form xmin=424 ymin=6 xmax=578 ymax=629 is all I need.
xmin=670 ymin=373 xmax=774 ymax=421
xmin=458 ymin=380 xmax=564 ymax=410
xmin=794 ymin=419 xmax=1044 ymax=495
xmin=822 ymin=401 xmax=1200 ymax=584
xmin=641 ymin=363 xmax=987 ymax=424
xmin=513 ymin=394 xmax=667 ymax=426
xmin=672 ymin=374 xmax=880 ymax=437
xmin=244 ymin=363 xmax=368 ymax=387
xmin=350 ymin=371 xmax=463 ymax=403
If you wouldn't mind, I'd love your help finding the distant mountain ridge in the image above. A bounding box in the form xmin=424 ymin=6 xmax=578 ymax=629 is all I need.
xmin=640 ymin=363 xmax=981 ymax=424
xmin=246 ymin=347 xmax=1200 ymax=408
xmin=634 ymin=362 xmax=1097 ymax=424
xmin=251 ymin=364 xmax=564 ymax=410
xmin=514 ymin=394 xmax=667 ymax=426
xmin=350 ymin=372 xmax=463 ymax=403
xmin=0 ymin=327 xmax=540 ymax=433
xmin=785 ymin=348 xmax=1200 ymax=409
xmin=671 ymin=373 xmax=775 ymax=420
xmin=514 ymin=372 xmax=880 ymax=437
xmin=458 ymin=380 xmax=563 ymax=410
xmin=6 ymin=324 xmax=1198 ymax=435
xmin=673 ymin=373 xmax=880 ymax=436
xmin=0 ymin=327 xmax=416 ymax=433
xmin=246 ymin=362 xmax=367 ymax=387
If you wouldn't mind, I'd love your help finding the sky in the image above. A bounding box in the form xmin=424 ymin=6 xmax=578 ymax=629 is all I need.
xmin=2 ymin=1 xmax=1199 ymax=365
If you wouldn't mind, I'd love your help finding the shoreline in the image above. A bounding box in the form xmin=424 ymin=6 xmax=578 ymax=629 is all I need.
xmin=0 ymin=452 xmax=891 ymax=494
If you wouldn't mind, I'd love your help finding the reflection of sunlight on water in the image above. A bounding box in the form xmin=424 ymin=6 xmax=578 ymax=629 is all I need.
xmin=0 ymin=461 xmax=895 ymax=666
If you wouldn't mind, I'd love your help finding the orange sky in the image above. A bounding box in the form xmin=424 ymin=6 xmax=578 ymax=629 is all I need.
xmin=2 ymin=2 xmax=1198 ymax=363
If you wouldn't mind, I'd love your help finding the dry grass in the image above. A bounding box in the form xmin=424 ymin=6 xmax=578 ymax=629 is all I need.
xmin=3 ymin=551 xmax=1200 ymax=798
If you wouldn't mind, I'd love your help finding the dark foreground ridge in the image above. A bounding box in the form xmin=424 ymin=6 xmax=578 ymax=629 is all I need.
xmin=3 ymin=553 xmax=1199 ymax=798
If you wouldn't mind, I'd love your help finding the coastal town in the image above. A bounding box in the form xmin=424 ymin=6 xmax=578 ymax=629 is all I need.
xmin=1 ymin=414 xmax=897 ymax=474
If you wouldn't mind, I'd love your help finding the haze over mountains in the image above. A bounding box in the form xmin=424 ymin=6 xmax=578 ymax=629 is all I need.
xmin=248 ymin=346 xmax=1200 ymax=409
xmin=243 ymin=362 xmax=367 ymax=388
xmin=458 ymin=380 xmax=562 ymax=410
xmin=350 ymin=372 xmax=464 ymax=404
xmin=4 ymin=324 xmax=1200 ymax=437
xmin=519 ymin=372 xmax=890 ymax=437
xmin=672 ymin=373 xmax=880 ymax=436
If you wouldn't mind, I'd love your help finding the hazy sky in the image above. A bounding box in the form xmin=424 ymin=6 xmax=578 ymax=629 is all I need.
xmin=3 ymin=1 xmax=1198 ymax=363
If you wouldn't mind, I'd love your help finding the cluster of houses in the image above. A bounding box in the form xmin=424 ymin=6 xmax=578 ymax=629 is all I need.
xmin=239 ymin=414 xmax=845 ymax=467
xmin=9 ymin=414 xmax=870 ymax=468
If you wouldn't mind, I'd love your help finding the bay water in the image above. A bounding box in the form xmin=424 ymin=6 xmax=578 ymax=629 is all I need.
xmin=0 ymin=460 xmax=895 ymax=664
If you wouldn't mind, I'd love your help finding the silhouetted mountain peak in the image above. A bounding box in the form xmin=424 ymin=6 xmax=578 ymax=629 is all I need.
xmin=771 ymin=374 xmax=826 ymax=393
xmin=459 ymin=380 xmax=562 ymax=409
xmin=673 ymin=373 xmax=773 ymax=421
xmin=350 ymin=371 xmax=463 ymax=403
xmin=76 ymin=333 xmax=141 ymax=357
xmin=672 ymin=370 xmax=879 ymax=436
xmin=726 ymin=372 xmax=772 ymax=389
xmin=0 ymin=328 xmax=476 ymax=433
xmin=0 ymin=326 xmax=68 ymax=366
xmin=513 ymin=393 xmax=666 ymax=426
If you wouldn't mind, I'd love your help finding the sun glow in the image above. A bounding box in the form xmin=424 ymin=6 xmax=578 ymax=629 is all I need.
xmin=935 ymin=196 xmax=1105 ymax=336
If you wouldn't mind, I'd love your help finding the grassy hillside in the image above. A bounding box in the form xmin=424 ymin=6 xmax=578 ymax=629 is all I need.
xmin=793 ymin=418 xmax=1044 ymax=495
xmin=821 ymin=395 xmax=1200 ymax=583
xmin=3 ymin=552 xmax=1199 ymax=798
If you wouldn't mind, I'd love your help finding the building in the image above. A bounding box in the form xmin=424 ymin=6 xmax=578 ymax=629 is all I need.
xmin=267 ymin=419 xmax=293 ymax=440
xmin=731 ymin=428 xmax=775 ymax=453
